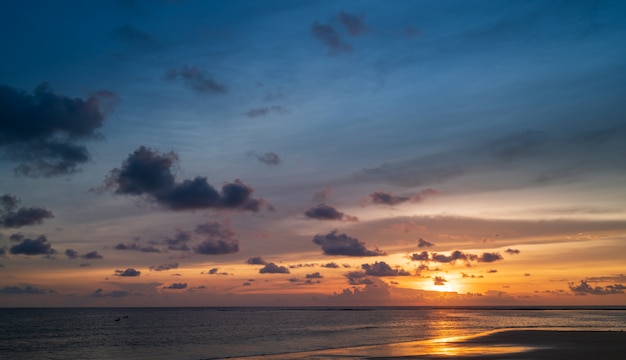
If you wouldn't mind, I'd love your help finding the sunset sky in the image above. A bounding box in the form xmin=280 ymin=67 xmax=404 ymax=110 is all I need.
xmin=1 ymin=0 xmax=625 ymax=307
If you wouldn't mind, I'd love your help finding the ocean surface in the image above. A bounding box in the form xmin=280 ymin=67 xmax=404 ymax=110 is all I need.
xmin=1 ymin=307 xmax=625 ymax=359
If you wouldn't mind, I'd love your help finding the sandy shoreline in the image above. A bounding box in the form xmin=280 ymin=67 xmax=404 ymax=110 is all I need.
xmin=230 ymin=329 xmax=626 ymax=360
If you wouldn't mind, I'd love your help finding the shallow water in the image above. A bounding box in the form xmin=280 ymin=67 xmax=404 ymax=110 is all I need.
xmin=1 ymin=307 xmax=625 ymax=359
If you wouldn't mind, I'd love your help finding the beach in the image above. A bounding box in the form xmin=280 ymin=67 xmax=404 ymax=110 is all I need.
xmin=235 ymin=330 xmax=626 ymax=360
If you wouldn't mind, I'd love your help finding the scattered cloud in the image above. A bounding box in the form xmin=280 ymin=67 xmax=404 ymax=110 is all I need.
xmin=345 ymin=271 xmax=373 ymax=285
xmin=0 ymin=83 xmax=115 ymax=177
xmin=1 ymin=285 xmax=55 ymax=295
xmin=115 ymin=242 xmax=162 ymax=253
xmin=368 ymin=189 xmax=440 ymax=206
xmin=313 ymin=187 xmax=333 ymax=202
xmin=312 ymin=230 xmax=386 ymax=257
xmin=410 ymin=250 xmax=504 ymax=266
xmin=418 ymin=238 xmax=435 ymax=248
xmin=205 ymin=268 xmax=229 ymax=275
xmin=321 ymin=262 xmax=340 ymax=268
xmin=259 ymin=262 xmax=290 ymax=274
xmin=0 ymin=194 xmax=53 ymax=228
xmin=193 ymin=221 xmax=239 ymax=255
xmin=337 ymin=12 xmax=368 ymax=36
xmin=305 ymin=272 xmax=323 ymax=279
xmin=114 ymin=268 xmax=141 ymax=277
xmin=304 ymin=204 xmax=358 ymax=222
xmin=165 ymin=65 xmax=226 ymax=94
xmin=362 ymin=261 xmax=410 ymax=276
xmin=100 ymin=146 xmax=266 ymax=212
xmin=569 ymin=280 xmax=625 ymax=295
xmin=163 ymin=283 xmax=187 ymax=290
xmin=150 ymin=263 xmax=179 ymax=271
xmin=92 ymin=288 xmax=131 ymax=298
xmin=251 ymin=151 xmax=281 ymax=165
xmin=244 ymin=106 xmax=286 ymax=118
xmin=311 ymin=22 xmax=351 ymax=54
xmin=505 ymin=248 xmax=521 ymax=255
xmin=433 ymin=276 xmax=447 ymax=286
xmin=246 ymin=256 xmax=268 ymax=265
xmin=9 ymin=235 xmax=56 ymax=256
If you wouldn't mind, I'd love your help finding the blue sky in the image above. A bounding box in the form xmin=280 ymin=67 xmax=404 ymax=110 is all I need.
xmin=1 ymin=0 xmax=625 ymax=306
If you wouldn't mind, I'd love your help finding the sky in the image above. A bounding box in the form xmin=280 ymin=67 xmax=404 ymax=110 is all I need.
xmin=1 ymin=0 xmax=625 ymax=307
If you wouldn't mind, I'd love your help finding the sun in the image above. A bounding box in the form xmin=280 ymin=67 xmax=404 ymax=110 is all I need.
xmin=425 ymin=276 xmax=459 ymax=293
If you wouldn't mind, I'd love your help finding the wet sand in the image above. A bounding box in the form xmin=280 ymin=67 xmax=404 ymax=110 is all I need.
xmin=231 ymin=329 xmax=626 ymax=359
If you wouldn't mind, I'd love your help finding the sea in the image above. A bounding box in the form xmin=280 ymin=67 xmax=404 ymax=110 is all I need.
xmin=1 ymin=307 xmax=625 ymax=360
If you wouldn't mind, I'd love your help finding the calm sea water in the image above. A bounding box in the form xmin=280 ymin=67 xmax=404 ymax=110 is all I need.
xmin=1 ymin=307 xmax=625 ymax=360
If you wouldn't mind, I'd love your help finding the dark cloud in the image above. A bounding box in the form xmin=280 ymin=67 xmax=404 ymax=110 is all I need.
xmin=92 ymin=288 xmax=130 ymax=298
xmin=418 ymin=238 xmax=435 ymax=248
xmin=9 ymin=235 xmax=56 ymax=256
xmin=337 ymin=12 xmax=368 ymax=36
xmin=111 ymin=24 xmax=159 ymax=49
xmin=1 ymin=285 xmax=54 ymax=295
xmin=163 ymin=283 xmax=187 ymax=290
xmin=430 ymin=250 xmax=470 ymax=265
xmin=345 ymin=271 xmax=373 ymax=285
xmin=192 ymin=221 xmax=239 ymax=255
xmin=289 ymin=263 xmax=316 ymax=269
xmin=150 ymin=263 xmax=178 ymax=271
xmin=569 ymin=280 xmax=625 ymax=295
xmin=0 ymin=83 xmax=115 ymax=177
xmin=505 ymin=248 xmax=521 ymax=255
xmin=65 ymin=249 xmax=79 ymax=259
xmin=254 ymin=152 xmax=281 ymax=165
xmin=475 ymin=252 xmax=503 ymax=263
xmin=82 ymin=251 xmax=103 ymax=260
xmin=165 ymin=65 xmax=226 ymax=94
xmin=368 ymin=189 xmax=440 ymax=206
xmin=304 ymin=204 xmax=358 ymax=222
xmin=305 ymin=272 xmax=323 ymax=279
xmin=321 ymin=262 xmax=340 ymax=268
xmin=412 ymin=250 xmax=503 ymax=265
xmin=100 ymin=146 xmax=266 ymax=212
xmin=194 ymin=240 xmax=239 ymax=255
xmin=433 ymin=276 xmax=447 ymax=286
xmin=259 ymin=262 xmax=290 ymax=274
xmin=9 ymin=233 xmax=24 ymax=242
xmin=115 ymin=268 xmax=141 ymax=277
xmin=461 ymin=272 xmax=484 ymax=279
xmin=312 ymin=230 xmax=385 ymax=257
xmin=244 ymin=106 xmax=286 ymax=118
xmin=409 ymin=251 xmax=430 ymax=261
xmin=164 ymin=230 xmax=191 ymax=251
xmin=311 ymin=22 xmax=351 ymax=54
xmin=361 ymin=261 xmax=410 ymax=276
xmin=487 ymin=269 xmax=498 ymax=273
xmin=205 ymin=268 xmax=229 ymax=275
xmin=0 ymin=194 xmax=53 ymax=229
xmin=246 ymin=256 xmax=268 ymax=265
xmin=115 ymin=242 xmax=162 ymax=253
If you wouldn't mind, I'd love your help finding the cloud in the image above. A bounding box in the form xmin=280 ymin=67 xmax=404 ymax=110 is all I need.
xmin=304 ymin=204 xmax=358 ymax=222
xmin=164 ymin=230 xmax=191 ymax=251
xmin=163 ymin=283 xmax=187 ymax=290
xmin=259 ymin=262 xmax=290 ymax=274
xmin=337 ymin=12 xmax=368 ymax=36
xmin=418 ymin=238 xmax=435 ymax=248
xmin=115 ymin=268 xmax=141 ymax=277
xmin=433 ymin=276 xmax=447 ymax=286
xmin=9 ymin=235 xmax=56 ymax=256
xmin=368 ymin=189 xmax=440 ymax=206
xmin=311 ymin=22 xmax=351 ymax=54
xmin=91 ymin=288 xmax=131 ymax=298
xmin=253 ymin=152 xmax=281 ymax=165
xmin=115 ymin=242 xmax=162 ymax=253
xmin=150 ymin=263 xmax=178 ymax=271
xmin=409 ymin=251 xmax=429 ymax=261
xmin=305 ymin=272 xmax=323 ymax=279
xmin=345 ymin=271 xmax=373 ymax=285
xmin=0 ymin=83 xmax=115 ymax=177
xmin=165 ymin=65 xmax=226 ymax=94
xmin=0 ymin=194 xmax=54 ymax=228
xmin=569 ymin=280 xmax=625 ymax=295
xmin=361 ymin=261 xmax=410 ymax=276
xmin=475 ymin=252 xmax=503 ymax=263
xmin=430 ymin=250 xmax=471 ymax=265
xmin=65 ymin=249 xmax=103 ymax=260
xmin=194 ymin=239 xmax=239 ymax=255
xmin=246 ymin=256 xmax=268 ymax=265
xmin=312 ymin=230 xmax=385 ymax=257
xmin=1 ymin=285 xmax=54 ymax=295
xmin=313 ymin=186 xmax=333 ymax=202
xmin=244 ymin=106 xmax=286 ymax=118
xmin=192 ymin=221 xmax=239 ymax=255
xmin=411 ymin=250 xmax=504 ymax=265
xmin=321 ymin=262 xmax=340 ymax=268
xmin=205 ymin=268 xmax=229 ymax=275
xmin=505 ymin=248 xmax=521 ymax=255
xmin=100 ymin=146 xmax=266 ymax=212
xmin=65 ymin=249 xmax=79 ymax=259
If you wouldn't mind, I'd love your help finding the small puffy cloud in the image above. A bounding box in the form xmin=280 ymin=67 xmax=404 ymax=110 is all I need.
xmin=92 ymin=288 xmax=130 ymax=298
xmin=165 ymin=65 xmax=226 ymax=94
xmin=1 ymin=285 xmax=54 ymax=295
xmin=100 ymin=146 xmax=266 ymax=212
xmin=259 ymin=262 xmax=290 ymax=274
xmin=433 ymin=276 xmax=447 ymax=286
xmin=194 ymin=240 xmax=239 ymax=255
xmin=246 ymin=256 xmax=268 ymax=265
xmin=205 ymin=268 xmax=229 ymax=275
xmin=304 ymin=204 xmax=358 ymax=222
xmin=337 ymin=12 xmax=368 ymax=36
xmin=311 ymin=22 xmax=351 ymax=54
xmin=361 ymin=261 xmax=410 ymax=276
xmin=321 ymin=262 xmax=340 ymax=268
xmin=82 ymin=251 xmax=103 ymax=259
xmin=345 ymin=271 xmax=373 ymax=285
xmin=409 ymin=251 xmax=429 ymax=261
xmin=368 ymin=189 xmax=439 ymax=206
xmin=487 ymin=269 xmax=498 ymax=273
xmin=0 ymin=194 xmax=53 ymax=228
xmin=417 ymin=238 xmax=435 ymax=248
xmin=475 ymin=252 xmax=503 ymax=263
xmin=505 ymin=248 xmax=521 ymax=255
xmin=163 ymin=283 xmax=187 ymax=290
xmin=569 ymin=280 xmax=625 ymax=295
xmin=164 ymin=230 xmax=191 ymax=251
xmin=10 ymin=235 xmax=56 ymax=256
xmin=0 ymin=83 xmax=115 ymax=177
xmin=65 ymin=249 xmax=79 ymax=259
xmin=430 ymin=250 xmax=470 ymax=264
xmin=244 ymin=106 xmax=285 ymax=118
xmin=115 ymin=268 xmax=141 ymax=277
xmin=115 ymin=242 xmax=162 ymax=253
xmin=313 ymin=230 xmax=385 ymax=257
xmin=254 ymin=152 xmax=281 ymax=165
xmin=305 ymin=272 xmax=323 ymax=279
xmin=150 ymin=263 xmax=178 ymax=271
